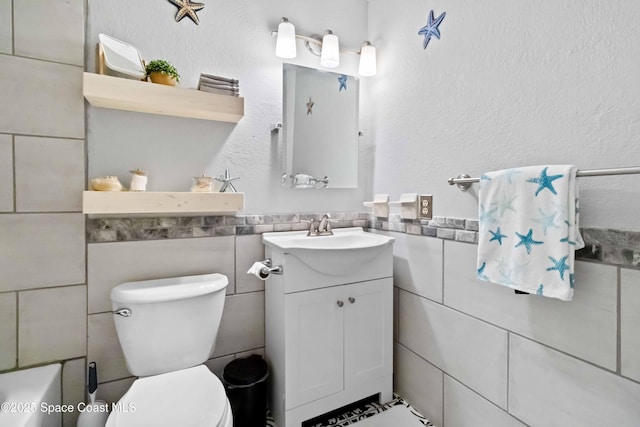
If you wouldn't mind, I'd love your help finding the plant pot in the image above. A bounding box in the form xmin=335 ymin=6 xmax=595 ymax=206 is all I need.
xmin=149 ymin=72 xmax=177 ymax=86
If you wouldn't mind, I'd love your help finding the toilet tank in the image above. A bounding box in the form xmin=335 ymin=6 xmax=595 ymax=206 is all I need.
xmin=110 ymin=273 xmax=228 ymax=377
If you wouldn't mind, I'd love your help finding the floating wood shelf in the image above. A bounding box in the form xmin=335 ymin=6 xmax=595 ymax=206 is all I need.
xmin=83 ymin=73 xmax=244 ymax=123
xmin=82 ymin=191 xmax=245 ymax=215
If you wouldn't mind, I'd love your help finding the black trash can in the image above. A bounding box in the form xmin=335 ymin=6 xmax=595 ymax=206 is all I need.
xmin=223 ymin=354 xmax=269 ymax=427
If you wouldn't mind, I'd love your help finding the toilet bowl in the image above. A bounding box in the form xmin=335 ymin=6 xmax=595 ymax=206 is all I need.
xmin=106 ymin=273 xmax=231 ymax=427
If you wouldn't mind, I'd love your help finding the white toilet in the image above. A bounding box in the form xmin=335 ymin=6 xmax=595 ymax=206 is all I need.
xmin=105 ymin=273 xmax=232 ymax=427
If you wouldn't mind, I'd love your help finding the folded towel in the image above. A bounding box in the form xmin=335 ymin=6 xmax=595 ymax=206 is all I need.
xmin=477 ymin=165 xmax=584 ymax=301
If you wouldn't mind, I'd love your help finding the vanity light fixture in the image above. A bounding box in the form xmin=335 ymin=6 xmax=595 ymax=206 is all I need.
xmin=272 ymin=17 xmax=377 ymax=76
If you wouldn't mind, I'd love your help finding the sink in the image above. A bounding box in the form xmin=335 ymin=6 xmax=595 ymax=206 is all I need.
xmin=263 ymin=227 xmax=394 ymax=276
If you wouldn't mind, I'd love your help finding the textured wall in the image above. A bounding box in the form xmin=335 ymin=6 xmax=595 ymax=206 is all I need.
xmin=367 ymin=0 xmax=640 ymax=230
xmin=86 ymin=0 xmax=372 ymax=213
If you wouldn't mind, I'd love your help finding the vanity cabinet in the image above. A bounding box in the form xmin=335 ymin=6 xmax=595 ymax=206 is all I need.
xmin=264 ymin=229 xmax=394 ymax=427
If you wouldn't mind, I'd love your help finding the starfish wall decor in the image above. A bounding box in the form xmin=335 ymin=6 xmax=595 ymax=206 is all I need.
xmin=167 ymin=0 xmax=205 ymax=25
xmin=418 ymin=10 xmax=446 ymax=49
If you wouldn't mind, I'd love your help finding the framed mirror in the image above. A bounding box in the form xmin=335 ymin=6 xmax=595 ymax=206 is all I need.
xmin=282 ymin=64 xmax=359 ymax=189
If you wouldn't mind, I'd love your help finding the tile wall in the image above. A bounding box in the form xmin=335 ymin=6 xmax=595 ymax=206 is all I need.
xmin=0 ymin=2 xmax=86 ymax=427
xmin=372 ymin=223 xmax=640 ymax=426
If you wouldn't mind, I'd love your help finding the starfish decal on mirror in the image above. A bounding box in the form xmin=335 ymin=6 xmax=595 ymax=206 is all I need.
xmin=306 ymin=97 xmax=314 ymax=115
xmin=338 ymin=74 xmax=348 ymax=91
xmin=167 ymin=0 xmax=205 ymax=25
xmin=418 ymin=10 xmax=446 ymax=49
xmin=526 ymin=167 xmax=564 ymax=196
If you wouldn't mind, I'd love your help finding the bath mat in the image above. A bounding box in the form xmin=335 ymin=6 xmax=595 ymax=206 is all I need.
xmin=350 ymin=406 xmax=425 ymax=426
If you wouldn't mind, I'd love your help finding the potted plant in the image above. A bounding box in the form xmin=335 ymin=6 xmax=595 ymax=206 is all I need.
xmin=145 ymin=59 xmax=180 ymax=86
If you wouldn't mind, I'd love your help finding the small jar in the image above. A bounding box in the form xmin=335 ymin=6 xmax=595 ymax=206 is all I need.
xmin=129 ymin=169 xmax=147 ymax=191
xmin=191 ymin=175 xmax=214 ymax=192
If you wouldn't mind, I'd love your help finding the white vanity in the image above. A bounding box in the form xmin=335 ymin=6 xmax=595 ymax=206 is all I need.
xmin=263 ymin=227 xmax=394 ymax=427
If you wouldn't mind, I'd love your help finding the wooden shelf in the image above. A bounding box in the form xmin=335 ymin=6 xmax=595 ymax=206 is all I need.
xmin=83 ymin=73 xmax=244 ymax=123
xmin=82 ymin=191 xmax=244 ymax=215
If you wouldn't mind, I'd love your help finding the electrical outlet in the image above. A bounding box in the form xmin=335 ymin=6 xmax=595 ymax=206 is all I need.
xmin=419 ymin=195 xmax=433 ymax=220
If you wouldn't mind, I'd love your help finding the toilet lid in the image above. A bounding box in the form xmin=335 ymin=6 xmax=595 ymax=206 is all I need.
xmin=107 ymin=365 xmax=228 ymax=427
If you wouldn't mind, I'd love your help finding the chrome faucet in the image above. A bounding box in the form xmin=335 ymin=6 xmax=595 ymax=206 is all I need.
xmin=307 ymin=214 xmax=334 ymax=236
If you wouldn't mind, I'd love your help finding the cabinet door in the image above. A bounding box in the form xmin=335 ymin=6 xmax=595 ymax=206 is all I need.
xmin=285 ymin=286 xmax=344 ymax=409
xmin=344 ymin=278 xmax=393 ymax=388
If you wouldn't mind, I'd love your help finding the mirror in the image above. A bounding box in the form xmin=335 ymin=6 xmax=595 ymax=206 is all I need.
xmin=282 ymin=64 xmax=359 ymax=189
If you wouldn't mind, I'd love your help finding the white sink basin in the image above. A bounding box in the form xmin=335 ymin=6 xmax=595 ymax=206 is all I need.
xmin=263 ymin=227 xmax=394 ymax=275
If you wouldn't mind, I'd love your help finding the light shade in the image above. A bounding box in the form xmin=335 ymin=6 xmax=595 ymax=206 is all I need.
xmin=275 ymin=18 xmax=297 ymax=59
xmin=320 ymin=31 xmax=340 ymax=68
xmin=358 ymin=42 xmax=377 ymax=77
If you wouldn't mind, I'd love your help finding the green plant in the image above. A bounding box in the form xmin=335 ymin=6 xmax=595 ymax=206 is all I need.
xmin=145 ymin=59 xmax=180 ymax=82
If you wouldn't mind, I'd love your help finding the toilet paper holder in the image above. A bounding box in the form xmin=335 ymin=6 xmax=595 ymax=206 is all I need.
xmin=247 ymin=259 xmax=282 ymax=280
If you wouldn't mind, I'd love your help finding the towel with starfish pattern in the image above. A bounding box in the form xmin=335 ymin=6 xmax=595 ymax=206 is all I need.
xmin=477 ymin=165 xmax=585 ymax=301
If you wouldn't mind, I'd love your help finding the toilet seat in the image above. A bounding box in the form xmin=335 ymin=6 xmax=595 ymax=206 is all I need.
xmin=106 ymin=365 xmax=231 ymax=427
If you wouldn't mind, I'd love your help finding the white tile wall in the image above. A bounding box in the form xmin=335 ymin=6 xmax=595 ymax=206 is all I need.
xmin=88 ymin=313 xmax=129 ymax=383
xmin=621 ymin=268 xmax=640 ymax=382
xmin=13 ymin=0 xmax=84 ymax=65
xmin=398 ymin=290 xmax=509 ymax=408
xmin=0 ymin=55 xmax=84 ymax=138
xmin=0 ymin=135 xmax=13 ymax=212
xmin=235 ymin=235 xmax=265 ymax=293
xmin=443 ymin=241 xmax=617 ymax=369
xmin=375 ymin=231 xmax=444 ymax=303
xmin=444 ymin=375 xmax=525 ymax=427
xmin=88 ymin=237 xmax=236 ymax=314
xmin=0 ymin=214 xmax=85 ymax=292
xmin=0 ymin=292 xmax=17 ymax=370
xmin=18 ymin=285 xmax=86 ymax=367
xmin=212 ymin=292 xmax=265 ymax=358
xmin=394 ymin=343 xmax=443 ymax=426
xmin=15 ymin=136 xmax=84 ymax=212
xmin=0 ymin=0 xmax=11 ymax=54
xmin=62 ymin=358 xmax=85 ymax=427
xmin=509 ymin=334 xmax=640 ymax=426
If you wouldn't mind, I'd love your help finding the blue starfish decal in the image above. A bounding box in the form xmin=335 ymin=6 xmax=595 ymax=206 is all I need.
xmin=515 ymin=228 xmax=543 ymax=254
xmin=489 ymin=227 xmax=507 ymax=245
xmin=526 ymin=167 xmax=564 ymax=196
xmin=547 ymin=255 xmax=569 ymax=281
xmin=418 ymin=10 xmax=446 ymax=49
xmin=479 ymin=204 xmax=498 ymax=227
xmin=502 ymin=168 xmax=523 ymax=184
xmin=480 ymin=173 xmax=492 ymax=181
xmin=570 ymin=273 xmax=575 ymax=288
xmin=560 ymin=235 xmax=576 ymax=245
xmin=477 ymin=262 xmax=488 ymax=280
xmin=338 ymin=74 xmax=347 ymax=91
xmin=533 ymin=208 xmax=560 ymax=236
xmin=536 ymin=284 xmax=544 ymax=296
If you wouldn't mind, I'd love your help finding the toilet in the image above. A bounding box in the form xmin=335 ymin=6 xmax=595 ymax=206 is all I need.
xmin=105 ymin=273 xmax=232 ymax=427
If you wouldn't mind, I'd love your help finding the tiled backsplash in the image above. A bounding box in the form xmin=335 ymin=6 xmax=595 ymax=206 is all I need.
xmin=89 ymin=212 xmax=640 ymax=269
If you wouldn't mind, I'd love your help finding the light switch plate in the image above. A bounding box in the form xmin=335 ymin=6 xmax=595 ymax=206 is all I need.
xmin=419 ymin=195 xmax=433 ymax=220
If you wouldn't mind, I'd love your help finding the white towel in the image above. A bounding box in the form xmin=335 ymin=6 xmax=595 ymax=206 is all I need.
xmin=477 ymin=165 xmax=584 ymax=301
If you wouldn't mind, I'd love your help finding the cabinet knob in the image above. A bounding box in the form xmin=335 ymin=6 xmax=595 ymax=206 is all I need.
xmin=348 ymin=297 xmax=356 ymax=304
xmin=337 ymin=300 xmax=344 ymax=308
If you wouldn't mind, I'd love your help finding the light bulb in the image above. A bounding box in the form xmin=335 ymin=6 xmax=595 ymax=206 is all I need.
xmin=275 ymin=18 xmax=297 ymax=59
xmin=358 ymin=42 xmax=377 ymax=77
xmin=320 ymin=30 xmax=340 ymax=68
